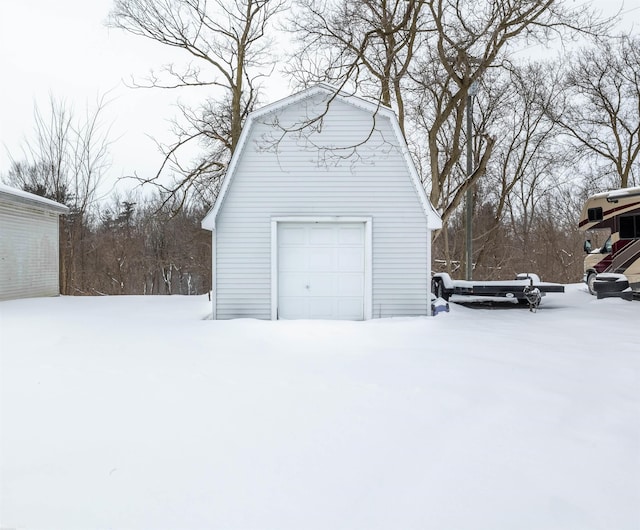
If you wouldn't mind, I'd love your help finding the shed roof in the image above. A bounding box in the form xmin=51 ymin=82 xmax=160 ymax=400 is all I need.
xmin=202 ymin=83 xmax=442 ymax=231
xmin=0 ymin=184 xmax=70 ymax=214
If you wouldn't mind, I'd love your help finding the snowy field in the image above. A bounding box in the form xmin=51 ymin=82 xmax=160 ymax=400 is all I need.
xmin=1 ymin=284 xmax=638 ymax=530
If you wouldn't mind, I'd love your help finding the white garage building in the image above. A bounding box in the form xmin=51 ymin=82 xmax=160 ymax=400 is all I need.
xmin=202 ymin=84 xmax=442 ymax=320
xmin=0 ymin=184 xmax=69 ymax=301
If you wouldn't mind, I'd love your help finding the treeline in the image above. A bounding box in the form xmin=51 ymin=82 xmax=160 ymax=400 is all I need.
xmin=58 ymin=188 xmax=583 ymax=296
xmin=60 ymin=195 xmax=211 ymax=296
xmin=2 ymin=97 xmax=211 ymax=296
xmin=436 ymin=188 xmax=587 ymax=283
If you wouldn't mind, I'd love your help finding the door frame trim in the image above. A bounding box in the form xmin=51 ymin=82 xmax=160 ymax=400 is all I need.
xmin=271 ymin=216 xmax=373 ymax=320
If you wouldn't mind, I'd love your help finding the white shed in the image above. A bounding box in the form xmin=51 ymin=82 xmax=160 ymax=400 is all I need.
xmin=0 ymin=184 xmax=69 ymax=301
xmin=202 ymin=84 xmax=442 ymax=320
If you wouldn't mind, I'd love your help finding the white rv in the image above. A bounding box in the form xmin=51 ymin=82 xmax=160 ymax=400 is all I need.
xmin=579 ymin=186 xmax=640 ymax=299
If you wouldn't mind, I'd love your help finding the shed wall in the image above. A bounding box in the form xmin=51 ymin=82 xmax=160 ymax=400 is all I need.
xmin=0 ymin=200 xmax=61 ymax=301
xmin=215 ymin=94 xmax=429 ymax=319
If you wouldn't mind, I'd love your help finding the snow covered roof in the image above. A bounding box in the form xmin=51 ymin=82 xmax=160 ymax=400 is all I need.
xmin=201 ymin=83 xmax=442 ymax=231
xmin=0 ymin=184 xmax=69 ymax=214
xmin=589 ymin=186 xmax=640 ymax=201
xmin=605 ymin=186 xmax=640 ymax=200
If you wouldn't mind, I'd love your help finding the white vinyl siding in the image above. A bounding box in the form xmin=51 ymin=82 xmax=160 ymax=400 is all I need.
xmin=0 ymin=200 xmax=61 ymax=301
xmin=214 ymin=94 xmax=429 ymax=319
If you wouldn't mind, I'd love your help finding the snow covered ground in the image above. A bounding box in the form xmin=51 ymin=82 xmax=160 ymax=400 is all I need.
xmin=1 ymin=284 xmax=638 ymax=530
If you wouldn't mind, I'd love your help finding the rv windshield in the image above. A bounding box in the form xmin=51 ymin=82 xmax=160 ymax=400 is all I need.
xmin=586 ymin=229 xmax=611 ymax=254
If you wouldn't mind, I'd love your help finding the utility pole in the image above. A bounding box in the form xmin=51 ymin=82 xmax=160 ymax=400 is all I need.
xmin=465 ymin=82 xmax=478 ymax=281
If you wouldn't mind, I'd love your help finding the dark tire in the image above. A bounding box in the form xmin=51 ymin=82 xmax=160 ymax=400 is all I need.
xmin=587 ymin=272 xmax=597 ymax=296
xmin=593 ymin=277 xmax=630 ymax=293
xmin=432 ymin=277 xmax=450 ymax=301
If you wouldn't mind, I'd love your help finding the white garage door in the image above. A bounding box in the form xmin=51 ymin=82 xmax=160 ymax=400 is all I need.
xmin=278 ymin=222 xmax=365 ymax=320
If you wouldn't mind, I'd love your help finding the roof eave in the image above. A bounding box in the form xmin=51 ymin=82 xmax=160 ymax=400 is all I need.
xmin=0 ymin=189 xmax=70 ymax=214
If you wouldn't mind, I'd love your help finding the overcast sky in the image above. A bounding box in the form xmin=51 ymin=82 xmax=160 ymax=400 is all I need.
xmin=0 ymin=0 xmax=637 ymax=200
xmin=0 ymin=0 xmax=291 ymax=199
xmin=1 ymin=0 xmax=167 ymax=196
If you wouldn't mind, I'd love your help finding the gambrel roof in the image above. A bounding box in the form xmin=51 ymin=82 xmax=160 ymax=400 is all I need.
xmin=202 ymin=83 xmax=442 ymax=231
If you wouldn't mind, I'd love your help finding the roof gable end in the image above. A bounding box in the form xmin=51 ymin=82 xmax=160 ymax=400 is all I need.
xmin=202 ymin=84 xmax=441 ymax=230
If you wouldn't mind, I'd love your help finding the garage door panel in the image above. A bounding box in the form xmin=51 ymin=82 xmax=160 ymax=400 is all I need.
xmin=309 ymin=298 xmax=335 ymax=319
xmin=338 ymin=273 xmax=364 ymax=296
xmin=279 ymin=225 xmax=306 ymax=245
xmin=308 ymin=247 xmax=337 ymax=271
xmin=310 ymin=273 xmax=338 ymax=295
xmin=309 ymin=226 xmax=337 ymax=245
xmin=338 ymin=299 xmax=364 ymax=320
xmin=279 ymin=298 xmax=306 ymax=320
xmin=279 ymin=247 xmax=308 ymax=270
xmin=339 ymin=225 xmax=364 ymax=245
xmin=338 ymin=247 xmax=363 ymax=271
xmin=279 ymin=272 xmax=308 ymax=296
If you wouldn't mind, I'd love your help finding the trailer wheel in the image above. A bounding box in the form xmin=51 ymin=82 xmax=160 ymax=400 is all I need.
xmin=432 ymin=277 xmax=450 ymax=301
xmin=587 ymin=272 xmax=597 ymax=296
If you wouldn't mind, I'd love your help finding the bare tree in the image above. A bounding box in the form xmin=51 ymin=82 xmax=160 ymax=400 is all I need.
xmin=89 ymin=193 xmax=211 ymax=295
xmin=559 ymin=34 xmax=640 ymax=189
xmin=286 ymin=0 xmax=427 ymax=136
xmin=412 ymin=0 xmax=611 ymax=228
xmin=429 ymin=61 xmax=570 ymax=278
xmin=4 ymin=94 xmax=113 ymax=294
xmin=108 ymin=0 xmax=286 ymax=210
xmin=6 ymin=95 xmax=111 ymax=208
xmin=473 ymin=62 xmax=567 ymax=273
xmin=7 ymin=98 xmax=73 ymax=204
xmin=287 ymin=0 xmax=610 ymax=233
